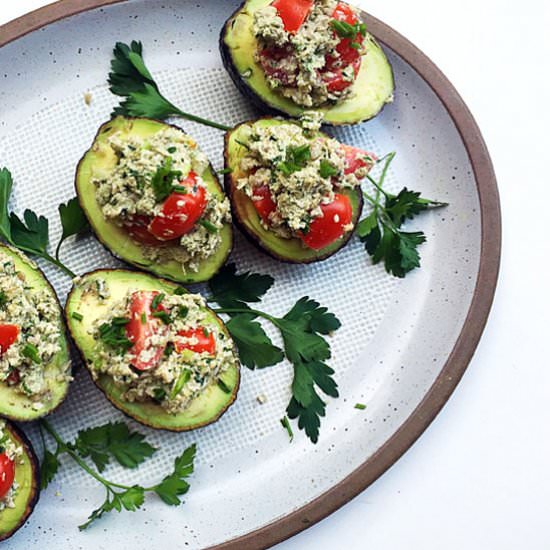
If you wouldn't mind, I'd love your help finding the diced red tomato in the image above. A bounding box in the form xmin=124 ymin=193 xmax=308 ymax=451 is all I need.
xmin=272 ymin=0 xmax=313 ymax=33
xmin=126 ymin=291 xmax=167 ymax=371
xmin=323 ymin=57 xmax=361 ymax=93
xmin=124 ymin=215 xmax=171 ymax=246
xmin=341 ymin=144 xmax=377 ymax=175
xmin=148 ymin=172 xmax=207 ymax=241
xmin=0 ymin=453 xmax=15 ymax=500
xmin=259 ymin=46 xmax=296 ymax=85
xmin=332 ymin=2 xmax=358 ymax=25
xmin=251 ymin=185 xmax=277 ymax=222
xmin=175 ymin=328 xmax=216 ymax=355
xmin=0 ymin=325 xmax=19 ymax=355
xmin=299 ymin=193 xmax=353 ymax=250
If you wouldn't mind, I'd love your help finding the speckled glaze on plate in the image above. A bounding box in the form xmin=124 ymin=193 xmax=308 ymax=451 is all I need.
xmin=0 ymin=1 xmax=500 ymax=549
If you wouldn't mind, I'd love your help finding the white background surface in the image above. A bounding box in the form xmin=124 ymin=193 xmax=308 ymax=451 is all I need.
xmin=1 ymin=1 xmax=549 ymax=549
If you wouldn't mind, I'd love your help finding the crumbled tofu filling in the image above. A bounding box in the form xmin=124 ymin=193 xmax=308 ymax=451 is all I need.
xmin=253 ymin=0 xmax=366 ymax=107
xmin=0 ymin=251 xmax=68 ymax=404
xmin=0 ymin=420 xmax=23 ymax=511
xmin=91 ymin=126 xmax=231 ymax=273
xmin=90 ymin=288 xmax=237 ymax=415
xmin=236 ymin=120 xmax=370 ymax=238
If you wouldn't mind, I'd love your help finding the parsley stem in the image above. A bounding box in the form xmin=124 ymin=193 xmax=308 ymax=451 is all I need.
xmin=172 ymin=107 xmax=231 ymax=132
xmin=42 ymin=253 xmax=77 ymax=279
xmin=211 ymin=307 xmax=279 ymax=326
xmin=40 ymin=419 xmax=133 ymax=492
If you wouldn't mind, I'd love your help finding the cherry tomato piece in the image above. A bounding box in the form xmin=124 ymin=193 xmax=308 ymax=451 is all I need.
xmin=124 ymin=215 xmax=171 ymax=246
xmin=148 ymin=172 xmax=207 ymax=241
xmin=252 ymin=185 xmax=277 ymax=222
xmin=332 ymin=2 xmax=358 ymax=25
xmin=0 ymin=324 xmax=19 ymax=355
xmin=272 ymin=0 xmax=313 ymax=33
xmin=175 ymin=328 xmax=216 ymax=355
xmin=323 ymin=57 xmax=361 ymax=93
xmin=341 ymin=144 xmax=377 ymax=175
xmin=299 ymin=193 xmax=353 ymax=250
xmin=0 ymin=453 xmax=15 ymax=500
xmin=126 ymin=291 xmax=167 ymax=371
xmin=259 ymin=46 xmax=296 ymax=85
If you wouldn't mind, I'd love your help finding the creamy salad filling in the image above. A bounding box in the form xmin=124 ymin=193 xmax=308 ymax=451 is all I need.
xmin=0 ymin=251 xmax=67 ymax=409
xmin=253 ymin=0 xmax=367 ymax=107
xmin=0 ymin=420 xmax=22 ymax=511
xmin=236 ymin=119 xmax=374 ymax=239
xmin=90 ymin=287 xmax=237 ymax=414
xmin=92 ymin=126 xmax=231 ymax=273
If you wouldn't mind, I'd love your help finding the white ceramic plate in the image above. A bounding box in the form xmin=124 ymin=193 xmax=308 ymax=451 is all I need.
xmin=0 ymin=1 xmax=500 ymax=548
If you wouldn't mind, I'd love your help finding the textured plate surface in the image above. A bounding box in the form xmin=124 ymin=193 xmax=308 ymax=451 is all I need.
xmin=0 ymin=1 xmax=499 ymax=548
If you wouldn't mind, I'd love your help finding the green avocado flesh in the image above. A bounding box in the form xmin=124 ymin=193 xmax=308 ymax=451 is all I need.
xmin=221 ymin=0 xmax=395 ymax=125
xmin=224 ymin=118 xmax=363 ymax=263
xmin=65 ymin=269 xmax=240 ymax=431
xmin=76 ymin=116 xmax=233 ymax=284
xmin=0 ymin=423 xmax=39 ymax=541
xmin=0 ymin=245 xmax=71 ymax=421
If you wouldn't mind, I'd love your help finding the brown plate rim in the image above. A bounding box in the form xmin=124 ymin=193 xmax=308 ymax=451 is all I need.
xmin=0 ymin=2 xmax=501 ymax=549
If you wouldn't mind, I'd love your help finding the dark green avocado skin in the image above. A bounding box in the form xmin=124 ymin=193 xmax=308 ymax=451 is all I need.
xmin=0 ymin=423 xmax=40 ymax=542
xmin=219 ymin=1 xmax=395 ymax=126
xmin=224 ymin=118 xmax=364 ymax=264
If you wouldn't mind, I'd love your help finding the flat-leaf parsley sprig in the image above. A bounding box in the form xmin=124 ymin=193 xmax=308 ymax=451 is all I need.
xmin=0 ymin=167 xmax=82 ymax=278
xmin=358 ymin=153 xmax=448 ymax=278
xmin=109 ymin=41 xmax=231 ymax=131
xmin=39 ymin=418 xmax=197 ymax=530
xmin=208 ymin=264 xmax=341 ymax=444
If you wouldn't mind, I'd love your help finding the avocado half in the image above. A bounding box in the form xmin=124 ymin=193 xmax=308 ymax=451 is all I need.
xmin=220 ymin=0 xmax=395 ymax=126
xmin=0 ymin=245 xmax=71 ymax=421
xmin=65 ymin=269 xmax=240 ymax=431
xmin=224 ymin=117 xmax=363 ymax=263
xmin=0 ymin=422 xmax=40 ymax=542
xmin=75 ymin=116 xmax=233 ymax=284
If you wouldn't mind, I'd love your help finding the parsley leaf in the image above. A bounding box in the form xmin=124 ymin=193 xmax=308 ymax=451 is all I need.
xmin=56 ymin=197 xmax=90 ymax=261
xmin=154 ymin=444 xmax=196 ymax=506
xmin=109 ymin=41 xmax=230 ymax=131
xmin=0 ymin=167 xmax=77 ymax=277
xmin=359 ymin=153 xmax=447 ymax=278
xmin=73 ymin=422 xmax=156 ymax=472
xmin=151 ymin=157 xmax=182 ymax=202
xmin=40 ymin=418 xmax=196 ymax=531
xmin=208 ymin=263 xmax=274 ymax=312
xmin=225 ymin=314 xmax=284 ymax=369
xmin=210 ymin=264 xmax=341 ymax=443
xmin=40 ymin=449 xmax=60 ymax=490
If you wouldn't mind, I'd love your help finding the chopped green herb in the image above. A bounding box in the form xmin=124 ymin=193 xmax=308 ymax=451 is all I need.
xmin=177 ymin=306 xmax=189 ymax=319
xmin=217 ymin=379 xmax=231 ymax=394
xmin=235 ymin=139 xmax=250 ymax=150
xmin=172 ymin=185 xmax=187 ymax=194
xmin=151 ymin=310 xmax=171 ymax=325
xmin=0 ymin=291 xmax=7 ymax=309
xmin=98 ymin=318 xmax=133 ymax=354
xmin=140 ymin=312 xmax=147 ymax=324
xmin=280 ymin=416 xmax=294 ymax=442
xmin=173 ymin=286 xmax=186 ymax=296
xmin=167 ymin=146 xmax=177 ymax=154
xmin=277 ymin=144 xmax=311 ymax=176
xmin=319 ymin=159 xmax=338 ymax=179
xmin=350 ymin=41 xmax=361 ymax=50
xmin=153 ymin=388 xmax=166 ymax=401
xmin=354 ymin=403 xmax=366 ymax=410
xmin=170 ymin=368 xmax=191 ymax=399
xmin=22 ymin=343 xmax=41 ymax=364
xmin=72 ymin=312 xmax=84 ymax=322
xmin=218 ymin=167 xmax=232 ymax=175
xmin=151 ymin=158 xmax=182 ymax=202
xmin=163 ymin=342 xmax=174 ymax=358
xmin=330 ymin=19 xmax=366 ymax=39
xmin=151 ymin=293 xmax=165 ymax=310
xmin=199 ymin=219 xmax=218 ymax=234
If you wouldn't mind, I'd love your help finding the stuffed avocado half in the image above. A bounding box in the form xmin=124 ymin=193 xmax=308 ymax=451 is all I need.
xmin=66 ymin=270 xmax=240 ymax=431
xmin=224 ymin=116 xmax=377 ymax=263
xmin=220 ymin=0 xmax=394 ymax=125
xmin=0 ymin=420 xmax=40 ymax=542
xmin=76 ymin=117 xmax=233 ymax=284
xmin=0 ymin=245 xmax=71 ymax=421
